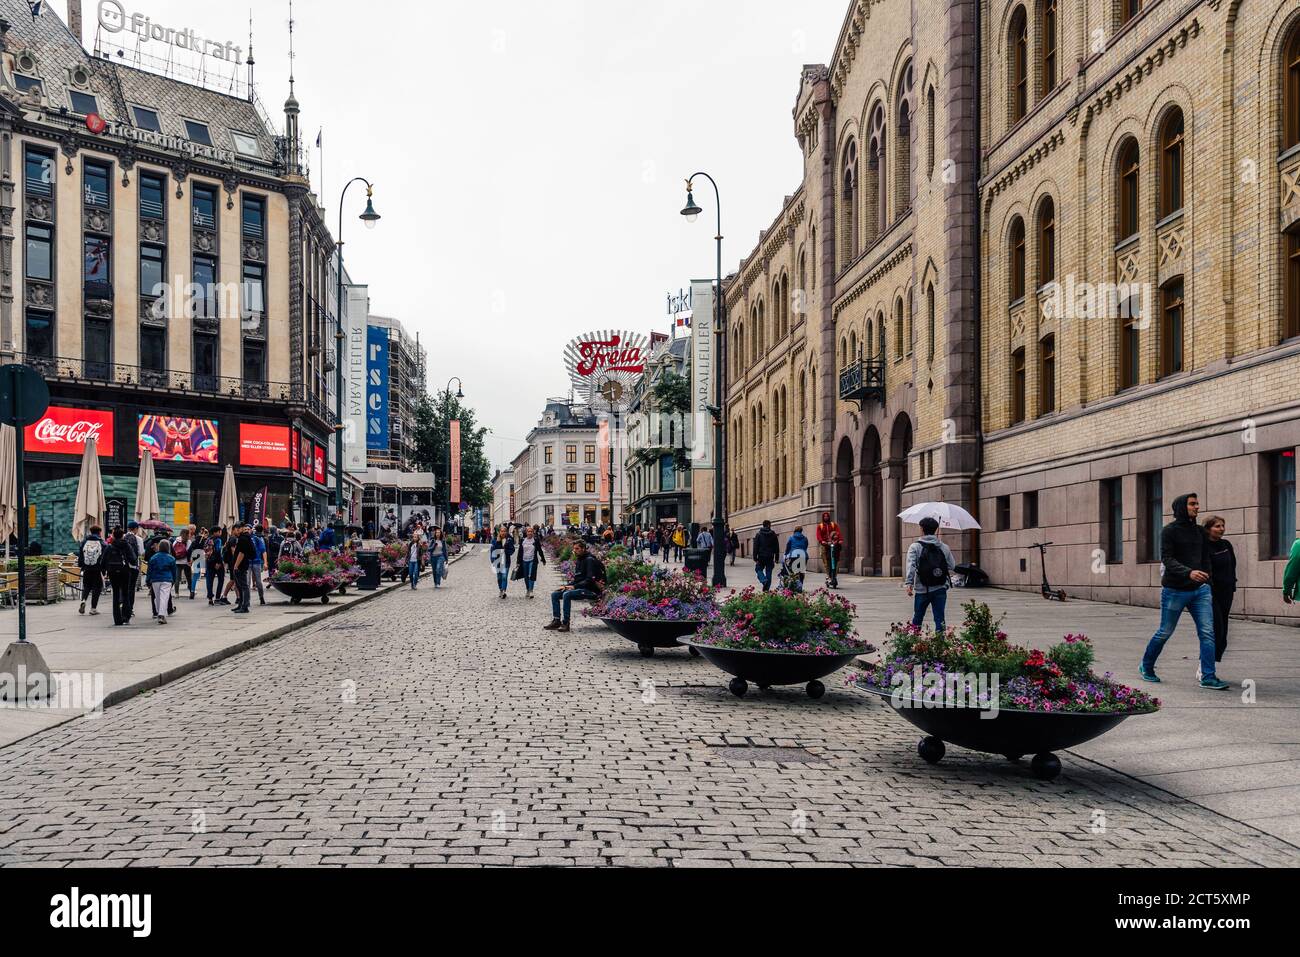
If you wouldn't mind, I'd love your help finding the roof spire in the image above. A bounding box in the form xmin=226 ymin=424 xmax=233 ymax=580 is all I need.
xmin=287 ymin=0 xmax=296 ymax=99
xmin=246 ymin=11 xmax=255 ymax=102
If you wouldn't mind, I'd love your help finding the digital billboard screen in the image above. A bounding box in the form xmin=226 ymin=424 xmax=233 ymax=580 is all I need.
xmin=239 ymin=424 xmax=292 ymax=469
xmin=25 ymin=406 xmax=114 ymax=457
xmin=313 ymin=443 xmax=327 ymax=485
xmin=138 ymin=415 xmax=219 ymax=464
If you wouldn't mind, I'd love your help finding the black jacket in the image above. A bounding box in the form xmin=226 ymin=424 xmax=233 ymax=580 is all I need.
xmin=1161 ymin=494 xmax=1211 ymax=591
xmin=1208 ymin=538 xmax=1237 ymax=592
xmin=753 ymin=529 xmax=780 ymax=564
xmin=570 ymin=554 xmax=605 ymax=593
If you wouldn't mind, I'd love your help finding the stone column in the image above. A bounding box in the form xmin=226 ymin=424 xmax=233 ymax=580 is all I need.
xmin=852 ymin=468 xmax=871 ymax=576
xmin=883 ymin=461 xmax=904 ymax=577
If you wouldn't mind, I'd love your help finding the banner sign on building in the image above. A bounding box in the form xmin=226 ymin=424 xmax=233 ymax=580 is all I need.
xmin=450 ymin=420 xmax=462 ymax=505
xmin=248 ymin=487 xmax=269 ymax=529
xmin=25 ymin=406 xmax=114 ymax=457
xmin=668 ymin=287 xmax=693 ymax=333
xmin=598 ymin=418 xmax=610 ymax=502
xmin=345 ymin=290 xmax=369 ymax=473
xmin=690 ymin=279 xmax=715 ymax=468
xmin=366 ymin=326 xmax=390 ymax=452
xmin=313 ymin=445 xmax=327 ymax=485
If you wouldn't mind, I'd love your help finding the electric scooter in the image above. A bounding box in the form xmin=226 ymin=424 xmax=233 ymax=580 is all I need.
xmin=1029 ymin=542 xmax=1067 ymax=602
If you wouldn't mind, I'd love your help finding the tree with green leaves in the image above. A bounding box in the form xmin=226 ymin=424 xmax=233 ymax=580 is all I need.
xmin=412 ymin=390 xmax=493 ymax=512
xmin=632 ymin=370 xmax=693 ymax=473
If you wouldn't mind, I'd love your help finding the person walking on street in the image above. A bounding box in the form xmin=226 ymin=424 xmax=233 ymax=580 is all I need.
xmin=490 ymin=530 xmax=515 ymax=599
xmin=104 ymin=528 xmax=134 ymax=626
xmin=673 ymin=525 xmax=688 ymax=563
xmin=1140 ymin=493 xmax=1229 ymax=690
xmin=250 ymin=526 xmax=267 ymax=606
xmin=77 ymin=525 xmax=106 ymax=616
xmin=727 ymin=529 xmax=739 ymax=567
xmin=904 ymin=517 xmax=956 ymax=633
xmin=171 ymin=529 xmax=193 ymax=601
xmin=147 ymin=541 xmax=177 ymax=626
xmin=231 ymin=524 xmax=256 ymax=615
xmin=407 ymin=536 xmax=422 ymax=589
xmin=544 ymin=541 xmax=605 ymax=633
xmin=753 ymin=521 xmax=780 ymax=593
xmin=516 ymin=525 xmax=545 ymax=598
xmin=188 ymin=529 xmax=207 ymax=600
xmin=205 ymin=528 xmax=226 ymax=605
xmin=1204 ymin=515 xmax=1237 ymax=678
xmin=816 ymin=512 xmax=844 ymax=589
xmin=1285 ymin=536 xmax=1300 ymax=606
xmin=429 ymin=528 xmax=449 ymax=588
xmin=128 ymin=522 xmax=146 ymax=593
xmin=696 ymin=526 xmax=714 ymax=563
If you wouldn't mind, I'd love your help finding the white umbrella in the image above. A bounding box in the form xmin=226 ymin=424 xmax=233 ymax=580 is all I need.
xmin=0 ymin=425 xmax=17 ymax=557
xmin=217 ymin=465 xmax=240 ymax=530
xmin=135 ymin=450 xmax=161 ymax=523
xmin=899 ymin=501 xmax=982 ymax=531
xmin=72 ymin=437 xmax=106 ymax=542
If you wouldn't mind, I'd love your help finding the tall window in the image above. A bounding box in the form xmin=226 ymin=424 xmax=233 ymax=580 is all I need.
xmin=25 ymin=310 xmax=53 ymax=358
xmin=193 ymin=255 xmax=218 ymax=318
xmin=584 ymin=474 xmax=596 ymax=495
xmin=1009 ymin=216 xmax=1026 ymax=301
xmin=545 ymin=446 xmax=553 ymax=465
xmin=894 ymin=298 xmax=905 ymax=358
xmin=140 ymin=172 xmax=166 ymax=221
xmin=566 ymin=474 xmax=577 ymax=495
xmin=868 ymin=105 xmax=887 ymax=237
xmin=242 ymin=263 xmax=265 ymax=320
xmin=1159 ymin=109 xmax=1184 ymax=218
xmin=1160 ymin=278 xmax=1185 ymax=378
xmin=1011 ymin=348 xmax=1027 ymax=424
xmin=927 ymin=283 xmax=936 ymax=362
xmin=83 ymin=161 xmax=111 ymax=209
xmin=84 ymin=318 xmax=111 ymax=380
xmin=545 ymin=475 xmax=554 ymax=494
xmin=242 ymin=341 xmax=265 ymax=385
xmin=842 ymin=140 xmax=859 ymax=264
xmin=1288 ymin=23 xmax=1300 ymax=150
xmin=1041 ymin=0 xmax=1058 ymax=95
xmin=1120 ymin=312 xmax=1141 ymax=390
xmin=1288 ymin=227 xmax=1300 ymax=340
xmin=140 ymin=245 xmax=165 ymax=300
xmin=566 ymin=445 xmax=577 ymax=464
xmin=1037 ymin=197 xmax=1056 ymax=285
xmin=1039 ymin=335 xmax=1056 ymax=414
xmin=192 ymin=183 xmax=217 ymax=230
xmin=1139 ymin=472 xmax=1164 ymax=563
xmin=585 ymin=445 xmax=596 ymax=464
xmin=1010 ymin=6 xmax=1029 ymax=124
xmin=1119 ymin=0 xmax=1142 ymax=28
xmin=895 ymin=61 xmax=913 ymax=216
xmin=24 ymin=225 xmax=52 ymax=281
xmin=241 ymin=195 xmax=266 ymax=238
xmin=926 ymin=86 xmax=936 ymax=178
xmin=25 ymin=148 xmax=54 ymax=198
xmin=1270 ymin=450 xmax=1297 ymax=559
xmin=1102 ymin=477 xmax=1125 ymax=565
xmin=1117 ymin=138 xmax=1140 ymax=242
xmin=83 ymin=236 xmax=110 ymax=285
xmin=193 ymin=331 xmax=218 ymax=392
xmin=140 ymin=326 xmax=166 ymax=373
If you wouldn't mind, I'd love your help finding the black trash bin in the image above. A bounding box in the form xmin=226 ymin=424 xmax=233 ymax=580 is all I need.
xmin=356 ymin=550 xmax=382 ymax=591
xmin=684 ymin=548 xmax=712 ymax=576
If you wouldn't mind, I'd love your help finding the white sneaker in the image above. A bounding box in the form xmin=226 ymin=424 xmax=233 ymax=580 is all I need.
xmin=1195 ymin=667 xmax=1203 ymax=682
xmin=89 ymin=609 xmax=100 ymax=616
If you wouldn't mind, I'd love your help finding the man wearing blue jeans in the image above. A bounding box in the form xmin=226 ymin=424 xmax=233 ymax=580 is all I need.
xmin=1141 ymin=493 xmax=1229 ymax=690
xmin=904 ymin=517 xmax=956 ymax=633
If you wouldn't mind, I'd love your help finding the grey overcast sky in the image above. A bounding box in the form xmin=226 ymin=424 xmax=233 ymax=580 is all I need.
xmin=49 ymin=0 xmax=848 ymax=471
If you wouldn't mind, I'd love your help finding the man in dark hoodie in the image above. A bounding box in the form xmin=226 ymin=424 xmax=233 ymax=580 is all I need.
xmin=753 ymin=521 xmax=780 ymax=593
xmin=1140 ymin=493 xmax=1229 ymax=690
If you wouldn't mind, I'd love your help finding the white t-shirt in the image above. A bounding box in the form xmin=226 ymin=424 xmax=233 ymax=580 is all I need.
xmin=522 ymin=539 xmax=536 ymax=563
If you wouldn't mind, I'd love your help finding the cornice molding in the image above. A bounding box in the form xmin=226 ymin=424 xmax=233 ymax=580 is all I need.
xmin=833 ymin=239 xmax=912 ymax=318
xmin=1076 ymin=18 xmax=1203 ymax=140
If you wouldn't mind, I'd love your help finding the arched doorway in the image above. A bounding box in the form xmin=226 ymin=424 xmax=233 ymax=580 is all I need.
xmin=884 ymin=414 xmax=914 ymax=576
xmin=862 ymin=428 xmax=884 ymax=576
xmin=834 ymin=437 xmax=856 ymax=574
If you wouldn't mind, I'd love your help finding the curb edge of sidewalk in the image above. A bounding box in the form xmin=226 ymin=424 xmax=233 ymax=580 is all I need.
xmin=2 ymin=546 xmax=475 ymax=751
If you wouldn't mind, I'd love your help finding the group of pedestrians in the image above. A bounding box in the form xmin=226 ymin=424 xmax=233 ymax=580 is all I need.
xmin=74 ymin=520 xmax=332 ymax=627
xmin=486 ymin=525 xmax=546 ymax=599
xmin=402 ymin=523 xmax=451 ymax=591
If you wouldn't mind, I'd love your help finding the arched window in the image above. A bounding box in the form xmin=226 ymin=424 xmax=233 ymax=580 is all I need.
xmin=896 ymin=61 xmax=913 ymax=216
xmin=925 ymin=86 xmax=936 ymax=179
xmin=1117 ymin=137 xmax=1140 ymax=243
xmin=1120 ymin=308 xmax=1141 ymax=390
xmin=1040 ymin=0 xmax=1058 ymax=95
xmin=894 ymin=297 xmax=905 ymax=357
xmin=1287 ymin=22 xmax=1300 ymax=151
xmin=1287 ymin=227 xmax=1300 ymax=340
xmin=1037 ymin=196 xmax=1056 ymax=285
xmin=927 ymin=282 xmax=937 ymax=362
xmin=842 ymin=140 xmax=859 ymax=264
xmin=868 ymin=104 xmax=887 ymax=238
xmin=809 ymin=366 xmax=818 ymax=422
xmin=1009 ymin=216 xmax=1026 ymax=301
xmin=810 ymin=226 xmax=817 ymax=288
xmin=849 ymin=330 xmax=858 ymax=362
xmin=877 ymin=310 xmax=886 ymax=363
xmin=798 ymin=248 xmax=807 ymax=315
xmin=1159 ymin=109 xmax=1184 ymax=219
xmin=1039 ymin=334 xmax=1056 ymax=414
xmin=781 ymin=273 xmax=790 ymax=338
xmin=751 ymin=306 xmax=760 ymax=366
xmin=1009 ymin=6 xmax=1028 ymax=124
xmin=1160 ymin=277 xmax=1184 ymax=378
xmin=839 ymin=336 xmax=847 ymax=370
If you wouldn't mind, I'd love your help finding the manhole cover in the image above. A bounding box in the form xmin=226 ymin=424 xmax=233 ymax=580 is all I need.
xmin=711 ymin=746 xmax=825 ymax=764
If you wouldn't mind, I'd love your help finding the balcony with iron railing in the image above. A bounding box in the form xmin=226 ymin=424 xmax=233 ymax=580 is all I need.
xmin=839 ymin=354 xmax=887 ymax=408
xmin=17 ymin=354 xmax=337 ymax=428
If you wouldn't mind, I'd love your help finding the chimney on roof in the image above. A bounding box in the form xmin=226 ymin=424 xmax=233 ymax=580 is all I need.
xmin=67 ymin=0 xmax=83 ymax=44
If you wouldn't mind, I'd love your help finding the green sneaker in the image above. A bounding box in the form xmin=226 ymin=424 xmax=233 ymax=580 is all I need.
xmin=1139 ymin=667 xmax=1161 ymax=684
xmin=1200 ymin=677 xmax=1230 ymax=691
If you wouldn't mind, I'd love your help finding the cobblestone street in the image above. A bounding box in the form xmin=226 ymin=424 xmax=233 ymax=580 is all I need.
xmin=0 ymin=548 xmax=1296 ymax=868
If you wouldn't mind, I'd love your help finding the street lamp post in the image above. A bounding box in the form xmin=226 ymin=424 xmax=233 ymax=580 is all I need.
xmin=595 ymin=375 xmax=622 ymax=532
xmin=680 ymin=173 xmax=728 ymax=588
xmin=334 ymin=177 xmax=380 ymax=539
xmin=444 ymin=378 xmax=464 ymax=531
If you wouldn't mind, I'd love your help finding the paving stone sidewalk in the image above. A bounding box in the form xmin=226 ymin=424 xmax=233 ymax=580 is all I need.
xmin=0 ymin=549 xmax=1295 ymax=868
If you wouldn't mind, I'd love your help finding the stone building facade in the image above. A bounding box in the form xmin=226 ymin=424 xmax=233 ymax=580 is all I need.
xmin=977 ymin=0 xmax=1300 ymax=623
xmin=725 ymin=0 xmax=981 ymax=577
xmin=511 ymin=399 xmax=628 ymax=530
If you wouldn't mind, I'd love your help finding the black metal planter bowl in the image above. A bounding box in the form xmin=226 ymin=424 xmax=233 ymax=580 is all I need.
xmin=856 ymin=685 xmax=1145 ymax=781
xmin=599 ymin=619 xmax=705 ymax=658
xmin=682 ymin=641 xmax=861 ymax=700
xmin=271 ymin=581 xmax=336 ymax=605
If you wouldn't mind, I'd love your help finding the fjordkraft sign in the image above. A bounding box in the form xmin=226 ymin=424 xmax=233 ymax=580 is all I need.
xmin=25 ymin=406 xmax=115 ymax=457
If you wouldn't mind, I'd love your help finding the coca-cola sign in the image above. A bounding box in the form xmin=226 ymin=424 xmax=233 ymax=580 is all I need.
xmin=24 ymin=406 xmax=115 ymax=457
xmin=563 ymin=330 xmax=650 ymax=408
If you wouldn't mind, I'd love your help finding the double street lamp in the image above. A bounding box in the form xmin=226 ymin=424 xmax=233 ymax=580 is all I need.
xmin=680 ymin=173 xmax=728 ymax=588
xmin=334 ymin=177 xmax=381 ymax=537
xmin=595 ymin=375 xmax=624 ymax=531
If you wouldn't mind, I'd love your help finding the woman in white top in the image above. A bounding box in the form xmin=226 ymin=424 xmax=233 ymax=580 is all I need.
xmin=407 ymin=537 xmax=422 ymax=590
xmin=515 ymin=526 xmax=546 ymax=599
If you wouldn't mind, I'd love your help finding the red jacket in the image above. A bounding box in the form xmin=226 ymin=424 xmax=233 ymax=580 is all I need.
xmin=816 ymin=523 xmax=843 ymax=546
